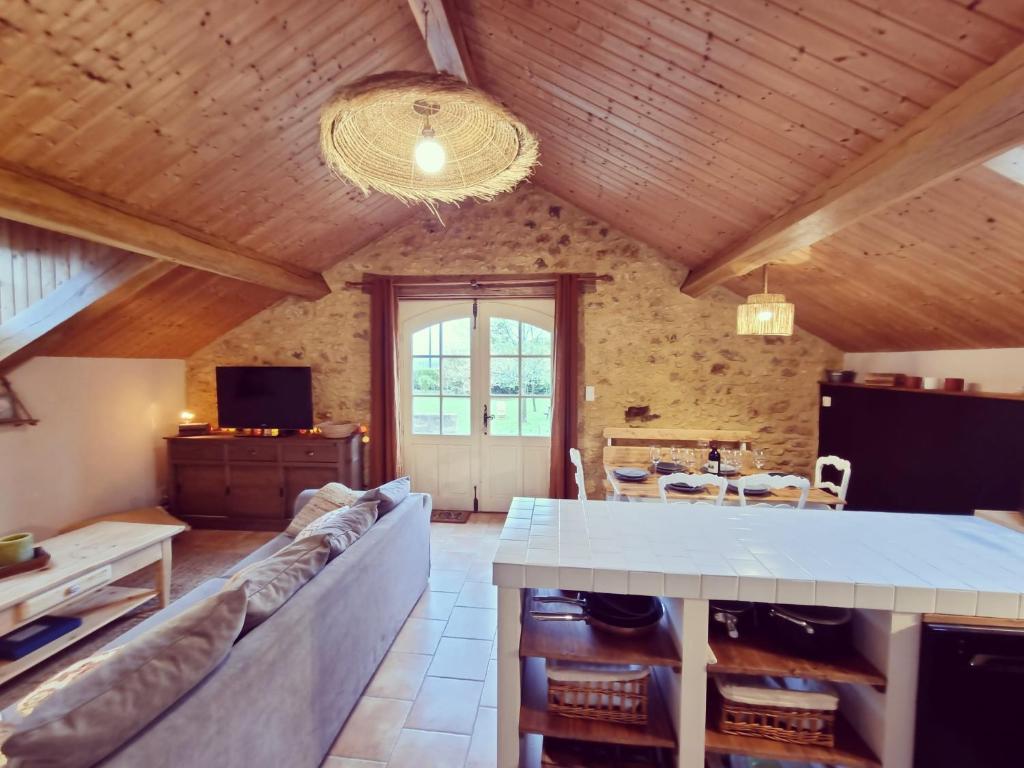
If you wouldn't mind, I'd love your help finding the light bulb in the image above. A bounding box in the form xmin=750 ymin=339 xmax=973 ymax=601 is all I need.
xmin=756 ymin=309 xmax=774 ymax=321
xmin=414 ymin=129 xmax=445 ymax=174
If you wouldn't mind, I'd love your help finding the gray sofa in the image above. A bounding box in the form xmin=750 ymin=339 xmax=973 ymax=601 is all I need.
xmin=86 ymin=490 xmax=431 ymax=767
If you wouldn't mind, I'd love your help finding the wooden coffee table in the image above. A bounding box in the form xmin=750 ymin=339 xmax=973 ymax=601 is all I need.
xmin=0 ymin=521 xmax=185 ymax=685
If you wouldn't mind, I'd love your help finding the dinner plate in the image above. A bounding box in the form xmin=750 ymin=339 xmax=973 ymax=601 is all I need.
xmin=613 ymin=467 xmax=648 ymax=479
xmin=667 ymin=482 xmax=703 ymax=493
xmin=704 ymin=463 xmax=739 ymax=476
xmin=655 ymin=462 xmax=683 ymax=474
xmin=729 ymin=483 xmax=771 ymax=496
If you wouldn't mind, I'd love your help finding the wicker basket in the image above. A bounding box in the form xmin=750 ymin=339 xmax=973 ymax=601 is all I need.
xmin=714 ymin=676 xmax=836 ymax=747
xmin=546 ymin=663 xmax=650 ymax=725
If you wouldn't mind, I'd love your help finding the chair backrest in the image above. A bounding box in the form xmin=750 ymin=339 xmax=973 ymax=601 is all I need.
xmin=736 ymin=473 xmax=810 ymax=509
xmin=568 ymin=448 xmax=586 ymax=502
xmin=814 ymin=455 xmax=852 ymax=511
xmin=657 ymin=472 xmax=728 ymax=506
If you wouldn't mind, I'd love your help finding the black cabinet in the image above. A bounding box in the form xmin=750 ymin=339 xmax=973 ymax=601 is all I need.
xmin=818 ymin=384 xmax=1024 ymax=514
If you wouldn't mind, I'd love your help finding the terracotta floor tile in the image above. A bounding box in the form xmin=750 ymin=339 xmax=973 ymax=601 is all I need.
xmin=428 ymin=637 xmax=492 ymax=680
xmin=364 ymin=651 xmax=432 ymax=701
xmin=480 ymin=659 xmax=498 ymax=708
xmin=330 ymin=696 xmax=410 ymax=762
xmin=429 ymin=568 xmax=468 ymax=593
xmin=405 ymin=675 xmax=483 ymax=734
xmin=432 ymin=550 xmax=475 ymax=571
xmin=320 ymin=758 xmax=385 ymax=768
xmin=443 ymin=607 xmax=497 ymax=640
xmin=411 ymin=590 xmax=458 ymax=620
xmin=465 ymin=559 xmax=493 ymax=583
xmin=387 ymin=729 xmax=471 ymax=768
xmin=465 ymin=707 xmax=497 ymax=768
xmin=391 ymin=617 xmax=446 ymax=655
xmin=456 ymin=581 xmax=498 ymax=609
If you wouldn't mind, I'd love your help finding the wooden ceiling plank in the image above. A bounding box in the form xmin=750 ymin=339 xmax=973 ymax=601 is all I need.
xmin=948 ymin=0 xmax=1024 ymax=31
xmin=474 ymin=45 xmax=815 ymax=202
xmin=407 ymin=0 xmax=479 ymax=82
xmin=0 ymin=166 xmax=329 ymax=299
xmin=469 ymin=0 xmax=854 ymax=172
xmin=681 ymin=41 xmax=1024 ymax=296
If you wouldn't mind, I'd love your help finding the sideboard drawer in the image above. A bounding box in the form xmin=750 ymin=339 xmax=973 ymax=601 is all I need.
xmin=169 ymin=441 xmax=224 ymax=462
xmin=282 ymin=442 xmax=339 ymax=464
xmin=16 ymin=565 xmax=113 ymax=622
xmin=227 ymin=442 xmax=278 ymax=462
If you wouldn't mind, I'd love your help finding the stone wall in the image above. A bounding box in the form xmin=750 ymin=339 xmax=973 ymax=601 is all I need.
xmin=187 ymin=186 xmax=842 ymax=496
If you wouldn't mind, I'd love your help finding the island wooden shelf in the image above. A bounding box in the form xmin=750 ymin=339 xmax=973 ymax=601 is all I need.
xmin=519 ymin=656 xmax=676 ymax=749
xmin=520 ymin=589 xmax=681 ymax=669
xmin=705 ymin=712 xmax=880 ymax=768
xmin=708 ymin=632 xmax=886 ymax=689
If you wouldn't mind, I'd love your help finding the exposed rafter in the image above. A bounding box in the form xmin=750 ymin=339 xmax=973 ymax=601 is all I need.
xmin=680 ymin=42 xmax=1024 ymax=297
xmin=0 ymin=255 xmax=174 ymax=372
xmin=407 ymin=0 xmax=478 ymax=83
xmin=0 ymin=166 xmax=330 ymax=300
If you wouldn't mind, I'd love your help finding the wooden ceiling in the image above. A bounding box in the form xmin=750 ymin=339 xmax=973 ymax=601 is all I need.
xmin=1 ymin=0 xmax=1022 ymax=356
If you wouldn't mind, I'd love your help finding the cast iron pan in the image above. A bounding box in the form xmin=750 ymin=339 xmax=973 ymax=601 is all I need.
xmin=530 ymin=592 xmax=664 ymax=637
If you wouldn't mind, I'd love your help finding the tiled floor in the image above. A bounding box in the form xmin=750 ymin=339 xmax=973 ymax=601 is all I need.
xmin=323 ymin=512 xmax=505 ymax=768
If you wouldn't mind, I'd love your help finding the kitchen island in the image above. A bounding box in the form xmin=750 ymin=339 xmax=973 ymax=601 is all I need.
xmin=492 ymin=498 xmax=1024 ymax=768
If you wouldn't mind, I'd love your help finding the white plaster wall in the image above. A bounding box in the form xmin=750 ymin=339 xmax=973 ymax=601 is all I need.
xmin=0 ymin=357 xmax=185 ymax=538
xmin=843 ymin=348 xmax=1024 ymax=394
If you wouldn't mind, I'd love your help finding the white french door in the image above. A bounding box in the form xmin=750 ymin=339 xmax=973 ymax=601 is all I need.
xmin=398 ymin=299 xmax=554 ymax=512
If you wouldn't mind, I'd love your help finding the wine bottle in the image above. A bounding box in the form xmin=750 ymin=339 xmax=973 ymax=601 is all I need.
xmin=707 ymin=441 xmax=721 ymax=475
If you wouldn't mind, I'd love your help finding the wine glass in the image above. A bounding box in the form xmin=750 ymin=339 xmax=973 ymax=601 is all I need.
xmin=683 ymin=448 xmax=698 ymax=472
xmin=649 ymin=445 xmax=661 ymax=469
xmin=753 ymin=448 xmax=767 ymax=470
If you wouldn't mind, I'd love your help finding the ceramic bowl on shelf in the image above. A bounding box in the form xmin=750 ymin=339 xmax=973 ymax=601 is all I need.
xmin=316 ymin=422 xmax=358 ymax=439
xmin=0 ymin=533 xmax=33 ymax=566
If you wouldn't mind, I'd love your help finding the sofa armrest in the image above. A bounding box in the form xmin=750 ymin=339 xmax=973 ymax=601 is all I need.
xmin=293 ymin=489 xmax=318 ymax=519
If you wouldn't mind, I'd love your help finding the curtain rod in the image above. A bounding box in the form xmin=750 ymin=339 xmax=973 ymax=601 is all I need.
xmin=343 ymin=273 xmax=613 ymax=290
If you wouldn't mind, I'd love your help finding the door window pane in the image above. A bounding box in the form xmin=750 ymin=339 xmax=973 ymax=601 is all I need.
xmin=522 ymin=357 xmax=552 ymax=396
xmin=442 ymin=397 xmax=471 ymax=435
xmin=522 ymin=324 xmax=552 ymax=356
xmin=489 ymin=398 xmax=519 ymax=436
xmin=412 ymin=396 xmax=441 ymax=435
xmin=412 ymin=356 xmax=440 ymax=395
xmin=521 ymin=398 xmax=552 ymax=436
xmin=490 ymin=357 xmax=519 ymax=395
xmin=490 ymin=318 xmax=519 ymax=355
xmin=412 ymin=325 xmax=440 ymax=356
xmin=442 ymin=357 xmax=470 ymax=396
xmin=442 ymin=318 xmax=471 ymax=355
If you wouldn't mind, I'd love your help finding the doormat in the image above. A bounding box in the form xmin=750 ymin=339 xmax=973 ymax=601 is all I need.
xmin=431 ymin=509 xmax=472 ymax=524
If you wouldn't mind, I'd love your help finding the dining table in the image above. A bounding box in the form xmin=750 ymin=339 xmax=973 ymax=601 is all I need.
xmin=601 ymin=461 xmax=844 ymax=507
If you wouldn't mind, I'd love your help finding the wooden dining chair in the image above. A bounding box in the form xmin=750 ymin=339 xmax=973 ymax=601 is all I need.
xmin=812 ymin=455 xmax=852 ymax=511
xmin=657 ymin=472 xmax=728 ymax=506
xmin=735 ymin=473 xmax=810 ymax=509
xmin=568 ymin=448 xmax=587 ymax=502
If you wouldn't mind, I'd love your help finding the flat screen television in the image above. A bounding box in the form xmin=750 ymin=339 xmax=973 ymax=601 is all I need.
xmin=215 ymin=366 xmax=313 ymax=430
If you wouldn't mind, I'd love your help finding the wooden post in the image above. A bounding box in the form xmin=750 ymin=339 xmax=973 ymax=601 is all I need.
xmin=496 ymin=586 xmax=522 ymax=767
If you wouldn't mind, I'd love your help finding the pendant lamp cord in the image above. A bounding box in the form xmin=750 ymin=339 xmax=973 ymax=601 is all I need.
xmin=762 ymin=264 xmax=769 ymax=293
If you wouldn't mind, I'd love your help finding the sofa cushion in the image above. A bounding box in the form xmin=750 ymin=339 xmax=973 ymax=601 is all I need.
xmin=359 ymin=476 xmax=411 ymax=515
xmin=295 ymin=500 xmax=379 ymax=560
xmin=2 ymin=587 xmax=247 ymax=768
xmin=225 ymin=535 xmax=331 ymax=632
xmin=285 ymin=482 xmax=364 ymax=536
xmin=221 ymin=534 xmax=293 ymax=577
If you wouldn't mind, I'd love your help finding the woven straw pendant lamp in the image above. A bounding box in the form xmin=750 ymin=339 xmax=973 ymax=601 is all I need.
xmin=319 ymin=71 xmax=538 ymax=213
xmin=736 ymin=265 xmax=795 ymax=336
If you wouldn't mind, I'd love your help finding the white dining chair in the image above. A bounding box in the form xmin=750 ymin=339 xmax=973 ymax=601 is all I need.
xmin=812 ymin=455 xmax=852 ymax=511
xmin=657 ymin=472 xmax=728 ymax=506
xmin=735 ymin=473 xmax=810 ymax=509
xmin=568 ymin=448 xmax=587 ymax=502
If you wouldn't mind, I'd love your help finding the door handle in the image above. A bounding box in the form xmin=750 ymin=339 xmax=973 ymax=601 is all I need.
xmin=482 ymin=404 xmax=496 ymax=434
xmin=969 ymin=653 xmax=1024 ymax=673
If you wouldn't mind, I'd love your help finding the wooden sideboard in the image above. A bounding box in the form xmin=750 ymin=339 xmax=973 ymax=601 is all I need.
xmin=166 ymin=434 xmax=363 ymax=530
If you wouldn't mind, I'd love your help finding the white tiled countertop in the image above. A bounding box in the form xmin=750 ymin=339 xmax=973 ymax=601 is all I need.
xmin=492 ymin=498 xmax=1024 ymax=619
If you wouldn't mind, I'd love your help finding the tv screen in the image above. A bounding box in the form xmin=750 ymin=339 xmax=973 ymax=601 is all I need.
xmin=215 ymin=366 xmax=313 ymax=430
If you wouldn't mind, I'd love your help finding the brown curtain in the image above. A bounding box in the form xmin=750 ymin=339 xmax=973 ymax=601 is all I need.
xmin=368 ymin=276 xmax=400 ymax=486
xmin=548 ymin=274 xmax=581 ymax=499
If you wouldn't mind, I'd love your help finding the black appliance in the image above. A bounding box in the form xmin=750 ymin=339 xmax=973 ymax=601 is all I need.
xmin=914 ymin=621 xmax=1022 ymax=767
xmin=215 ymin=366 xmax=313 ymax=430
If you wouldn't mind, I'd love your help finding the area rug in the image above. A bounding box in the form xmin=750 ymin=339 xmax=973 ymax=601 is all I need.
xmin=431 ymin=509 xmax=472 ymax=523
xmin=0 ymin=529 xmax=276 ymax=710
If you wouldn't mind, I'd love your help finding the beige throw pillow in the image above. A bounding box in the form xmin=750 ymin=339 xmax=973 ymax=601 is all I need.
xmin=2 ymin=587 xmax=247 ymax=768
xmin=296 ymin=500 xmax=379 ymax=559
xmin=225 ymin=534 xmax=331 ymax=632
xmin=286 ymin=482 xmax=363 ymax=536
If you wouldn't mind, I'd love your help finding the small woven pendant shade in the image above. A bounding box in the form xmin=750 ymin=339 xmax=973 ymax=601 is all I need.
xmin=737 ymin=265 xmax=795 ymax=336
xmin=320 ymin=71 xmax=538 ymax=210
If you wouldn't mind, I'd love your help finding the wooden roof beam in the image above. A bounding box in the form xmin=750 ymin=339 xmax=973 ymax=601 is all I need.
xmin=681 ymin=42 xmax=1024 ymax=297
xmin=0 ymin=166 xmax=330 ymax=300
xmin=407 ymin=0 xmax=478 ymax=83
